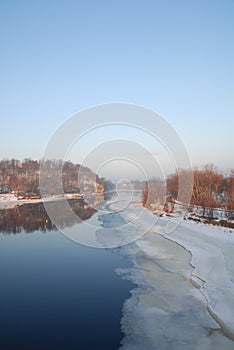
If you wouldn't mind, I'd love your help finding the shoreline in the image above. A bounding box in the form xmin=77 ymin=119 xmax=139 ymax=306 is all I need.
xmin=118 ymin=228 xmax=234 ymax=349
xmin=150 ymin=216 xmax=234 ymax=342
xmin=0 ymin=193 xmax=90 ymax=209
xmin=103 ymin=196 xmax=234 ymax=347
xmin=144 ymin=203 xmax=234 ymax=230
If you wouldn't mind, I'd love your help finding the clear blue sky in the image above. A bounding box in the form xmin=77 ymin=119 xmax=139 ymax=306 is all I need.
xmin=0 ymin=0 xmax=234 ymax=175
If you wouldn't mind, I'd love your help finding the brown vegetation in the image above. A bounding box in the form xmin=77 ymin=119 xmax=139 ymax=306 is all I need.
xmin=0 ymin=158 xmax=105 ymax=198
xmin=143 ymin=164 xmax=234 ymax=220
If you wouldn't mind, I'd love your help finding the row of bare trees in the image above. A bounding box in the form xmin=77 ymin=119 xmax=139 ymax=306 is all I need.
xmin=167 ymin=164 xmax=234 ymax=217
xmin=143 ymin=164 xmax=234 ymax=218
xmin=0 ymin=159 xmax=40 ymax=194
xmin=0 ymin=158 xmax=105 ymax=197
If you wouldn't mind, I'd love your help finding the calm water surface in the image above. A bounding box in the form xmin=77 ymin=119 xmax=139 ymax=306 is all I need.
xmin=0 ymin=201 xmax=133 ymax=350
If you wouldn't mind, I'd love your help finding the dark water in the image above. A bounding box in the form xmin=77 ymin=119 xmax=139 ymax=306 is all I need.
xmin=0 ymin=203 xmax=133 ymax=350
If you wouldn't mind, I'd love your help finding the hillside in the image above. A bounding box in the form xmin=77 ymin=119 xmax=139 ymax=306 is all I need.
xmin=0 ymin=159 xmax=106 ymax=198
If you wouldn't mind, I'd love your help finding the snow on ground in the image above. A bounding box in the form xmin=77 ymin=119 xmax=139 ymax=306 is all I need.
xmin=0 ymin=194 xmax=18 ymax=202
xmin=118 ymin=233 xmax=234 ymax=350
xmin=0 ymin=194 xmax=22 ymax=209
xmin=152 ymin=217 xmax=234 ymax=341
xmin=101 ymin=193 xmax=234 ymax=348
xmin=0 ymin=193 xmax=82 ymax=209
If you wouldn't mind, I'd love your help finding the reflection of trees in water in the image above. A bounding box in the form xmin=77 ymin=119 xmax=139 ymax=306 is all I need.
xmin=0 ymin=199 xmax=96 ymax=234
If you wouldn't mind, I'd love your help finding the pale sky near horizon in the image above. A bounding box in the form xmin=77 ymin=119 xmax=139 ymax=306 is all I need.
xmin=0 ymin=0 xmax=234 ymax=180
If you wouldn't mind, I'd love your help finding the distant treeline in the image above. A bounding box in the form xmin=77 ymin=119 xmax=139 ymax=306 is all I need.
xmin=0 ymin=158 xmax=109 ymax=197
xmin=142 ymin=164 xmax=234 ymax=218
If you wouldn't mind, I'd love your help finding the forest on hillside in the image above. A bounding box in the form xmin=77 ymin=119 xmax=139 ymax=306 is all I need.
xmin=0 ymin=159 xmax=106 ymax=197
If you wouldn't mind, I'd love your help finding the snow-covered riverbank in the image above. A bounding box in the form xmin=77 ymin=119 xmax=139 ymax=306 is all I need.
xmin=153 ymin=217 xmax=234 ymax=341
xmin=0 ymin=193 xmax=84 ymax=209
xmin=100 ymin=194 xmax=234 ymax=349
xmin=118 ymin=234 xmax=234 ymax=349
xmin=0 ymin=194 xmax=59 ymax=210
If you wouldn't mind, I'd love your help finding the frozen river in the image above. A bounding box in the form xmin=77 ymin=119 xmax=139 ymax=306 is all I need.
xmin=99 ymin=191 xmax=234 ymax=349
xmin=0 ymin=192 xmax=234 ymax=349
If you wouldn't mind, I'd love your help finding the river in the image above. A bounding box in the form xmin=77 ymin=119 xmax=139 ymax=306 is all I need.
xmin=0 ymin=193 xmax=233 ymax=349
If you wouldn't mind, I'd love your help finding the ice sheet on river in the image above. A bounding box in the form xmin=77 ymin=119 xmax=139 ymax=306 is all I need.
xmin=118 ymin=232 xmax=234 ymax=349
xmin=153 ymin=218 xmax=234 ymax=341
xmin=99 ymin=196 xmax=234 ymax=349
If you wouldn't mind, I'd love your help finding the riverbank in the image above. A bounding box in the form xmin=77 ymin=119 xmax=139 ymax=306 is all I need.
xmin=118 ymin=231 xmax=234 ymax=350
xmin=119 ymin=213 xmax=234 ymax=348
xmin=152 ymin=217 xmax=234 ymax=341
xmin=0 ymin=193 xmax=85 ymax=209
xmin=103 ymin=195 xmax=234 ymax=348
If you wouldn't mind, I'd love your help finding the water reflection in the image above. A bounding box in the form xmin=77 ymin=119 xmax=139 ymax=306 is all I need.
xmin=0 ymin=198 xmax=96 ymax=234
